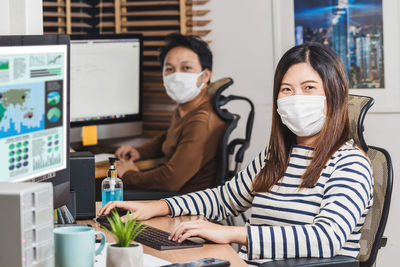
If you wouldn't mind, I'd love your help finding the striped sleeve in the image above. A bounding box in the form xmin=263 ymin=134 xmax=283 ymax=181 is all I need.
xmin=164 ymin=148 xmax=268 ymax=221
xmin=246 ymin=152 xmax=373 ymax=260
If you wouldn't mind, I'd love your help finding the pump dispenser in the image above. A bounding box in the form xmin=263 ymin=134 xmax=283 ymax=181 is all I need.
xmin=101 ymin=157 xmax=123 ymax=206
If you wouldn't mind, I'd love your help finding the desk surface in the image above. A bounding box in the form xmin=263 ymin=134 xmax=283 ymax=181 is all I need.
xmin=77 ymin=203 xmax=247 ymax=267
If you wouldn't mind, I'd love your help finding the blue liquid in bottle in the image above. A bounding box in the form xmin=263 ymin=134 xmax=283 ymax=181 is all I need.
xmin=102 ymin=157 xmax=123 ymax=207
xmin=102 ymin=188 xmax=123 ymax=207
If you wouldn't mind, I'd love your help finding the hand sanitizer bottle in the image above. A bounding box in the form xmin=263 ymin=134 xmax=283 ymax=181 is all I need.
xmin=101 ymin=157 xmax=123 ymax=206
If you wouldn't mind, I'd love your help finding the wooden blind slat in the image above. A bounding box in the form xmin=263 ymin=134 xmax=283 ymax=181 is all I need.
xmin=125 ymin=30 xmax=178 ymax=37
xmin=71 ymin=22 xmax=92 ymax=28
xmin=70 ymin=2 xmax=91 ymax=8
xmin=122 ymin=10 xmax=180 ymax=16
xmin=95 ymin=2 xmax=114 ymax=8
xmin=143 ymin=51 xmax=160 ymax=56
xmin=143 ymin=111 xmax=173 ymax=117
xmin=143 ymin=61 xmax=161 ymax=67
xmin=121 ymin=1 xmax=179 ymax=7
xmin=143 ymin=41 xmax=166 ymax=46
xmin=71 ymin=31 xmax=88 ymax=35
xmin=44 ymin=21 xmax=67 ymax=27
xmin=43 ymin=11 xmax=66 ymax=17
xmin=144 ymin=81 xmax=164 ymax=87
xmin=96 ymin=13 xmax=115 ymax=18
xmin=186 ymin=10 xmax=210 ymax=16
xmin=43 ymin=1 xmax=65 ymax=7
xmin=121 ymin=20 xmax=180 ymax=27
xmin=186 ymin=20 xmax=211 ymax=27
xmin=143 ymin=91 xmax=168 ymax=97
xmin=187 ymin=0 xmax=210 ymax=5
xmin=187 ymin=30 xmax=211 ymax=37
xmin=71 ymin=12 xmax=92 ymax=18
xmin=143 ymin=71 xmax=163 ymax=77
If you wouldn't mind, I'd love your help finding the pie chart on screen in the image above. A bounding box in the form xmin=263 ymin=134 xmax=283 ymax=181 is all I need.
xmin=47 ymin=107 xmax=61 ymax=123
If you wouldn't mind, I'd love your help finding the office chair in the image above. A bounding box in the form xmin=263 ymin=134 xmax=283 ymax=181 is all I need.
xmin=123 ymin=77 xmax=254 ymax=200
xmin=260 ymin=95 xmax=393 ymax=267
xmin=210 ymin=77 xmax=255 ymax=187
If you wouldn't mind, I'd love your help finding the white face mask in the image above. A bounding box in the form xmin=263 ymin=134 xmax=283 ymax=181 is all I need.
xmin=163 ymin=71 xmax=205 ymax=104
xmin=277 ymin=95 xmax=326 ymax=137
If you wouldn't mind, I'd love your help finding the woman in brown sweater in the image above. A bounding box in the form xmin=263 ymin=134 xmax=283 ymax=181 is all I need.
xmin=114 ymin=34 xmax=226 ymax=194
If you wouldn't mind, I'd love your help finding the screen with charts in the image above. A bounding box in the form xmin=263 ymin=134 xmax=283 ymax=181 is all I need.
xmin=70 ymin=36 xmax=141 ymax=126
xmin=0 ymin=45 xmax=68 ymax=182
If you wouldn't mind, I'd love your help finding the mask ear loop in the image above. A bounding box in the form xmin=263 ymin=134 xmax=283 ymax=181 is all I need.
xmin=197 ymin=70 xmax=206 ymax=90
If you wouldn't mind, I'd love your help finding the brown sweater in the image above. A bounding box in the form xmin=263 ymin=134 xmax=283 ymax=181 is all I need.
xmin=122 ymin=96 xmax=226 ymax=193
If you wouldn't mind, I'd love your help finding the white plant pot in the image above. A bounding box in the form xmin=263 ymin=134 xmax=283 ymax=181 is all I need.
xmin=106 ymin=243 xmax=143 ymax=267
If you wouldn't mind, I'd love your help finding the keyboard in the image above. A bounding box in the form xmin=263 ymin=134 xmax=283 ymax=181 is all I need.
xmin=96 ymin=213 xmax=203 ymax=251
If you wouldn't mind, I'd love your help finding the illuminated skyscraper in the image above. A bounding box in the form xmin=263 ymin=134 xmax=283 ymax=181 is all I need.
xmin=331 ymin=0 xmax=349 ymax=74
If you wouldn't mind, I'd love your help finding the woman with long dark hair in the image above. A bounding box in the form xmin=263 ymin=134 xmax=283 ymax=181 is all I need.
xmin=100 ymin=43 xmax=373 ymax=265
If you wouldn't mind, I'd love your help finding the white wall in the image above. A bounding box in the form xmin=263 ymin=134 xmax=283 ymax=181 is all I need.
xmin=203 ymin=0 xmax=274 ymax=165
xmin=0 ymin=0 xmax=11 ymax=34
xmin=0 ymin=0 xmax=43 ymax=35
xmin=206 ymin=1 xmax=399 ymax=266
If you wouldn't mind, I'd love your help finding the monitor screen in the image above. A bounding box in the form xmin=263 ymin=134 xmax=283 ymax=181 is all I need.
xmin=0 ymin=35 xmax=70 ymax=208
xmin=69 ymin=34 xmax=142 ymax=127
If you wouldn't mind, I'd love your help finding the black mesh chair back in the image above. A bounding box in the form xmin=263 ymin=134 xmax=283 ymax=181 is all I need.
xmin=358 ymin=146 xmax=393 ymax=267
xmin=348 ymin=94 xmax=374 ymax=151
xmin=210 ymin=78 xmax=255 ymax=186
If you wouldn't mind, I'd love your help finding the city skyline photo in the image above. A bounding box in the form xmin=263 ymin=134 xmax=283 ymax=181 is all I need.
xmin=294 ymin=0 xmax=384 ymax=89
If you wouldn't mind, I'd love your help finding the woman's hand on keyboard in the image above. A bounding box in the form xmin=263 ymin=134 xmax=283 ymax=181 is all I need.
xmin=169 ymin=219 xmax=248 ymax=246
xmin=98 ymin=200 xmax=171 ymax=221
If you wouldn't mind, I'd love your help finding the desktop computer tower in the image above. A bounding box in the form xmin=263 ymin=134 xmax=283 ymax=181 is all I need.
xmin=68 ymin=151 xmax=96 ymax=219
xmin=0 ymin=182 xmax=54 ymax=267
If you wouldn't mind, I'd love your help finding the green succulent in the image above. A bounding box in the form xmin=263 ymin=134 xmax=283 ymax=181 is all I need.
xmin=101 ymin=209 xmax=147 ymax=247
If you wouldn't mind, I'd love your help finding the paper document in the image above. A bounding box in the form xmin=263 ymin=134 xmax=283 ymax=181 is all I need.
xmin=95 ymin=153 xmax=114 ymax=163
xmin=95 ymin=243 xmax=171 ymax=266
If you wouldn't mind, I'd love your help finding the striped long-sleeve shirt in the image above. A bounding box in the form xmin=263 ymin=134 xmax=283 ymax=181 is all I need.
xmin=164 ymin=140 xmax=373 ymax=265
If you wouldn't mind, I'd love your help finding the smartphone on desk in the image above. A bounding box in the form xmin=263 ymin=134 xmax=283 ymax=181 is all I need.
xmin=161 ymin=258 xmax=230 ymax=267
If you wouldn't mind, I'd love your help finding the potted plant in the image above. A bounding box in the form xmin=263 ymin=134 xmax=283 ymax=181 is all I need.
xmin=102 ymin=210 xmax=147 ymax=267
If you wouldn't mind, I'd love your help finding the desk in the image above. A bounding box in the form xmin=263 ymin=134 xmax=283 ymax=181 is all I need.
xmin=77 ymin=202 xmax=247 ymax=267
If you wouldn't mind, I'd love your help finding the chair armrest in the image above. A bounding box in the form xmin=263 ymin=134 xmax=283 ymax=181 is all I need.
xmin=124 ymin=189 xmax=179 ymax=200
xmin=260 ymin=256 xmax=359 ymax=267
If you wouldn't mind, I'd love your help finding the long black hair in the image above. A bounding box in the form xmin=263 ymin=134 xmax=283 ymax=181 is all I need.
xmin=253 ymin=43 xmax=350 ymax=192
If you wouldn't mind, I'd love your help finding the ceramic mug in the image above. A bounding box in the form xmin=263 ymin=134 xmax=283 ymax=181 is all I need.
xmin=54 ymin=226 xmax=106 ymax=267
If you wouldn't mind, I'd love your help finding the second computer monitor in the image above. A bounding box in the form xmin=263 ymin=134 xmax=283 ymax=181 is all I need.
xmin=70 ymin=34 xmax=142 ymax=127
xmin=0 ymin=35 xmax=70 ymax=209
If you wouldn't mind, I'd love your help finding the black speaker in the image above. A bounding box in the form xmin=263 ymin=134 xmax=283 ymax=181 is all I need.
xmin=68 ymin=151 xmax=96 ymax=220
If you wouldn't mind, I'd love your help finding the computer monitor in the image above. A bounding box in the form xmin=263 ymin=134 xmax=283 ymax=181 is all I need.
xmin=69 ymin=34 xmax=142 ymax=128
xmin=0 ymin=35 xmax=70 ymax=209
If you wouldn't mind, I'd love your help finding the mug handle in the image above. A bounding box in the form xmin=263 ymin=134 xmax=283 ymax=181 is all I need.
xmin=95 ymin=231 xmax=106 ymax=256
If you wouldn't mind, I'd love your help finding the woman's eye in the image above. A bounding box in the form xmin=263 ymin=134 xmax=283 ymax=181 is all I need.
xmin=305 ymin=85 xmax=314 ymax=90
xmin=183 ymin=66 xmax=191 ymax=71
xmin=281 ymin=87 xmax=291 ymax=92
xmin=164 ymin=68 xmax=172 ymax=73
